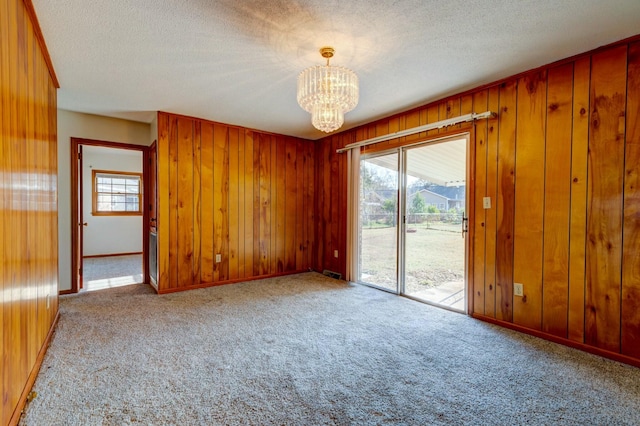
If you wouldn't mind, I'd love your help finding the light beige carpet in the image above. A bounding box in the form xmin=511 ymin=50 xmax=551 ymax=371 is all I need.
xmin=20 ymin=272 xmax=640 ymax=425
xmin=82 ymin=254 xmax=143 ymax=292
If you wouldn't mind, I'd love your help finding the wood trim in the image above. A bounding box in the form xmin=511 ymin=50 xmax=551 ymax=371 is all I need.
xmin=83 ymin=252 xmax=143 ymax=259
xmin=91 ymin=169 xmax=143 ymax=216
xmin=70 ymin=141 xmax=80 ymax=293
xmin=69 ymin=137 xmax=149 ymax=294
xmin=157 ymin=270 xmax=311 ymax=294
xmin=9 ymin=311 xmax=60 ymax=426
xmin=21 ymin=0 xmax=59 ymax=88
xmin=472 ymin=313 xmax=640 ymax=369
xmin=142 ymin=146 xmax=151 ymax=285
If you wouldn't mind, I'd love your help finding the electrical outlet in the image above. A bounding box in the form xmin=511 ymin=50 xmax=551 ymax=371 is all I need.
xmin=483 ymin=197 xmax=491 ymax=209
xmin=334 ymin=250 xmax=339 ymax=258
xmin=514 ymin=283 xmax=524 ymax=297
xmin=216 ymin=254 xmax=222 ymax=263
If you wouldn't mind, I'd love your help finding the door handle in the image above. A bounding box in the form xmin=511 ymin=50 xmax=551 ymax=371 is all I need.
xmin=80 ymin=222 xmax=88 ymax=226
xmin=461 ymin=217 xmax=468 ymax=238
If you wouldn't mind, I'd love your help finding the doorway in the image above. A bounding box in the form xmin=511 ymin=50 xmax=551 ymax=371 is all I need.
xmin=357 ymin=134 xmax=470 ymax=313
xmin=70 ymin=138 xmax=150 ymax=293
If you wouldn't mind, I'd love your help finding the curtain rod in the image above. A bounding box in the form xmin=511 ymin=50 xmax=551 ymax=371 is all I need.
xmin=336 ymin=111 xmax=496 ymax=153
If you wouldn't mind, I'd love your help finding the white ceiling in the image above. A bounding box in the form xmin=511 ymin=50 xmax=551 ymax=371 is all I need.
xmin=33 ymin=0 xmax=640 ymax=140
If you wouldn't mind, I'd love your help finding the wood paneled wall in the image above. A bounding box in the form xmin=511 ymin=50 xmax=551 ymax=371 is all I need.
xmin=1 ymin=0 xmax=60 ymax=424
xmin=156 ymin=112 xmax=315 ymax=292
xmin=315 ymin=37 xmax=640 ymax=366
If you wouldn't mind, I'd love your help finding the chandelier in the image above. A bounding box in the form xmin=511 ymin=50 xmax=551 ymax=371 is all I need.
xmin=297 ymin=47 xmax=359 ymax=133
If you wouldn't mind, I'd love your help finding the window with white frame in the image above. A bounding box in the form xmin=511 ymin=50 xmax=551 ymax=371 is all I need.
xmin=92 ymin=170 xmax=142 ymax=215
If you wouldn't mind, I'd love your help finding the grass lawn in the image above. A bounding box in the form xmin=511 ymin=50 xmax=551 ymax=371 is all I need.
xmin=359 ymin=222 xmax=465 ymax=295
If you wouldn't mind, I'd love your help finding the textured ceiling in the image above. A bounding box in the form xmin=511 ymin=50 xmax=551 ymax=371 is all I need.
xmin=33 ymin=0 xmax=640 ymax=140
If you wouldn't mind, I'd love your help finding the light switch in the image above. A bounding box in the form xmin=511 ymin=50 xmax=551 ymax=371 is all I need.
xmin=483 ymin=197 xmax=491 ymax=209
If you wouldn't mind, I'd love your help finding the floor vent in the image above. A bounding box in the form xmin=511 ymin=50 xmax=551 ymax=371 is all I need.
xmin=323 ymin=269 xmax=342 ymax=280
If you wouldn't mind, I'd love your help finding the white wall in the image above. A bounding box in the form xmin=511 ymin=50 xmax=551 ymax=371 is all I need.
xmin=82 ymin=147 xmax=143 ymax=256
xmin=58 ymin=110 xmax=151 ymax=291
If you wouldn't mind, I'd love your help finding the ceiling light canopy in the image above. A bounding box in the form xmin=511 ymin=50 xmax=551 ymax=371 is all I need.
xmin=297 ymin=47 xmax=359 ymax=133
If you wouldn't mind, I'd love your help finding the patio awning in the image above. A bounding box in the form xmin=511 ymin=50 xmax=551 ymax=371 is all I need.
xmin=365 ymin=137 xmax=467 ymax=186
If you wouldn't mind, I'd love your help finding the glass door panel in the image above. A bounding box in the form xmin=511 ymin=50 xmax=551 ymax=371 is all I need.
xmin=402 ymin=138 xmax=467 ymax=311
xmin=358 ymin=153 xmax=398 ymax=292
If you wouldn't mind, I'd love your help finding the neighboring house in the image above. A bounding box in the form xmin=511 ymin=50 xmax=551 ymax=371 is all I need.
xmin=409 ymin=186 xmax=466 ymax=211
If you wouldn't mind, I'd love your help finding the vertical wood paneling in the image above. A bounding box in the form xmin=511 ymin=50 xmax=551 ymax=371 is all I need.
xmin=237 ymin=129 xmax=246 ymax=278
xmin=253 ymin=134 xmax=261 ymax=276
xmin=276 ymin=137 xmax=286 ymax=272
xmin=542 ymin=64 xmax=573 ymax=337
xmin=213 ymin=124 xmax=226 ymax=281
xmin=156 ymin=114 xmax=314 ymax=293
xmin=307 ymin=142 xmax=315 ymax=268
xmin=157 ymin=112 xmax=170 ymax=288
xmin=621 ymin=41 xmax=640 ymax=358
xmin=405 ymin=109 xmax=421 ymax=144
xmin=295 ymin=140 xmax=305 ymax=270
xmin=585 ymin=46 xmax=627 ymax=352
xmin=285 ymin=139 xmax=297 ymax=271
xmin=484 ymin=86 xmax=500 ymax=318
xmin=259 ymin=134 xmax=271 ymax=276
xmin=338 ymin=134 xmax=348 ymax=275
xmin=220 ymin=127 xmax=230 ymax=281
xmin=168 ymin=116 xmax=179 ymax=288
xmin=426 ymin=104 xmax=439 ymax=137
xmin=268 ymin=135 xmax=284 ymax=274
xmin=513 ymin=72 xmax=547 ymax=330
xmin=472 ymin=90 xmax=488 ymax=315
xmin=177 ymin=118 xmax=194 ymax=287
xmin=1 ymin=8 xmax=7 ymax=416
xmin=1 ymin=0 xmax=59 ymax=423
xmin=244 ymin=130 xmax=255 ymax=278
xmin=192 ymin=122 xmax=202 ymax=285
xmin=568 ymin=57 xmax=590 ymax=343
xmin=200 ymin=122 xmax=214 ymax=283
xmin=496 ymin=81 xmax=517 ymax=322
xmin=331 ymin=136 xmax=341 ymax=272
xmin=228 ymin=127 xmax=239 ymax=280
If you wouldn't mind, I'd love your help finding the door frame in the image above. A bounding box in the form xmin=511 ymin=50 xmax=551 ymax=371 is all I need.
xmin=398 ymin=133 xmax=472 ymax=313
xmin=355 ymin=130 xmax=475 ymax=314
xmin=68 ymin=137 xmax=150 ymax=294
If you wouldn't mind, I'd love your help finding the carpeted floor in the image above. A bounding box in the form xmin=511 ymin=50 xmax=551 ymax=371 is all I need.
xmin=82 ymin=254 xmax=143 ymax=292
xmin=21 ymin=273 xmax=640 ymax=425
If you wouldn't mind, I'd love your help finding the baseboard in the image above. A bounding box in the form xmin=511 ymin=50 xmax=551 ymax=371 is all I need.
xmin=157 ymin=269 xmax=314 ymax=294
xmin=10 ymin=310 xmax=60 ymax=426
xmin=83 ymin=251 xmax=142 ymax=259
xmin=472 ymin=313 xmax=640 ymax=369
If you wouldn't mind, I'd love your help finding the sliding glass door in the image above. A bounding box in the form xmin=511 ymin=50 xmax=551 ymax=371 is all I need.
xmin=402 ymin=138 xmax=467 ymax=311
xmin=356 ymin=135 xmax=469 ymax=312
xmin=358 ymin=152 xmax=399 ymax=292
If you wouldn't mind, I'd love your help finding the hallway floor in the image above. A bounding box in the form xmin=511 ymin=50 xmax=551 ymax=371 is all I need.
xmin=82 ymin=254 xmax=143 ymax=292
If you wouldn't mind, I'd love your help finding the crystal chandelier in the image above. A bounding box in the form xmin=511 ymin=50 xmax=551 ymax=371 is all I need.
xmin=297 ymin=47 xmax=359 ymax=133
